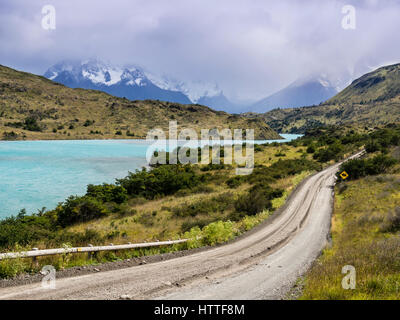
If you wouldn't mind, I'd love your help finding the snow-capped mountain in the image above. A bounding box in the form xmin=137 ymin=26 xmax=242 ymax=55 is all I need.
xmin=144 ymin=72 xmax=239 ymax=112
xmin=250 ymin=76 xmax=339 ymax=113
xmin=145 ymin=73 xmax=221 ymax=103
xmin=44 ymin=59 xmax=242 ymax=111
xmin=44 ymin=59 xmax=191 ymax=104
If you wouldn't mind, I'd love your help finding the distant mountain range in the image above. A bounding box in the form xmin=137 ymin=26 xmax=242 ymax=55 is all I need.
xmin=249 ymin=76 xmax=338 ymax=113
xmin=44 ymin=59 xmax=343 ymax=114
xmin=44 ymin=60 xmax=192 ymax=104
xmin=44 ymin=59 xmax=239 ymax=111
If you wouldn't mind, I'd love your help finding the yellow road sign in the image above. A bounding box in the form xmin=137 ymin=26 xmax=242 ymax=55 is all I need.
xmin=340 ymin=171 xmax=349 ymax=180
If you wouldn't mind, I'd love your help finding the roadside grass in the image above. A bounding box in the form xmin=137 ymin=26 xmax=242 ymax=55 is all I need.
xmin=254 ymin=145 xmax=310 ymax=167
xmin=301 ymin=174 xmax=400 ymax=300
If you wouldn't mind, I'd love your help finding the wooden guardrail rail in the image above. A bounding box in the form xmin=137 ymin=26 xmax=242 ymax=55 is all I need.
xmin=0 ymin=239 xmax=189 ymax=262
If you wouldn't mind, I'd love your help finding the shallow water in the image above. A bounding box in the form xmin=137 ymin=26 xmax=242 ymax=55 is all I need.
xmin=0 ymin=134 xmax=301 ymax=219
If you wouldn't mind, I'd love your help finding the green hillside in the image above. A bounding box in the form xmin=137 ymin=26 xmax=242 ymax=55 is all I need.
xmin=261 ymin=63 xmax=400 ymax=133
xmin=0 ymin=65 xmax=281 ymax=140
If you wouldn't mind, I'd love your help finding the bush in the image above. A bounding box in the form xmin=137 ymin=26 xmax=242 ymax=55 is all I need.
xmin=202 ymin=221 xmax=236 ymax=246
xmin=200 ymin=163 xmax=228 ymax=171
xmin=0 ymin=214 xmax=55 ymax=248
xmin=181 ymin=218 xmax=215 ymax=233
xmin=226 ymin=176 xmax=244 ymax=188
xmin=306 ymin=145 xmax=316 ymax=153
xmin=2 ymin=131 xmax=18 ymax=140
xmin=365 ymin=140 xmax=380 ymax=153
xmin=0 ymin=257 xmax=27 ymax=278
xmin=23 ymin=117 xmax=41 ymax=132
xmin=117 ymin=165 xmax=203 ymax=199
xmin=86 ymin=184 xmax=128 ymax=204
xmin=83 ymin=120 xmax=94 ymax=127
xmin=248 ymin=159 xmax=320 ymax=184
xmin=56 ymin=196 xmax=108 ymax=227
xmin=313 ymin=142 xmax=344 ymax=162
xmin=234 ymin=184 xmax=283 ymax=216
xmin=380 ymin=207 xmax=400 ymax=233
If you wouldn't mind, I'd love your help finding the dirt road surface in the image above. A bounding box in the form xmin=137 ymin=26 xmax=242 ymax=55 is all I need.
xmin=0 ymin=153 xmax=362 ymax=300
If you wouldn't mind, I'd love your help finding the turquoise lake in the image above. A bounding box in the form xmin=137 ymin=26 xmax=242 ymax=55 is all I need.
xmin=0 ymin=134 xmax=301 ymax=219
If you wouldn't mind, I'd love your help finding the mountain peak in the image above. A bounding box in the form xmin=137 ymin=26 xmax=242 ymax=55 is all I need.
xmin=250 ymin=75 xmax=338 ymax=113
xmin=45 ymin=59 xmax=149 ymax=87
xmin=144 ymin=72 xmax=222 ymax=103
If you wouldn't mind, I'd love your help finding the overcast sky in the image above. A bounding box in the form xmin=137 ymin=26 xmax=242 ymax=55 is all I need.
xmin=1 ymin=0 xmax=399 ymax=102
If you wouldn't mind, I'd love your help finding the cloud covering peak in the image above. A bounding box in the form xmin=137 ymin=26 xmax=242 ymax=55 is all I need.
xmin=1 ymin=0 xmax=399 ymax=102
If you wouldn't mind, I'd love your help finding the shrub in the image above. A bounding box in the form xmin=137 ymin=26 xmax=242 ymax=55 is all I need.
xmin=380 ymin=207 xmax=400 ymax=233
xmin=0 ymin=257 xmax=27 ymax=278
xmin=306 ymin=145 xmax=316 ymax=153
xmin=2 ymin=131 xmax=18 ymax=140
xmin=23 ymin=117 xmax=42 ymax=132
xmin=117 ymin=165 xmax=203 ymax=199
xmin=226 ymin=176 xmax=244 ymax=188
xmin=136 ymin=212 xmax=154 ymax=227
xmin=182 ymin=227 xmax=203 ymax=249
xmin=86 ymin=184 xmax=128 ymax=204
xmin=254 ymin=144 xmax=263 ymax=152
xmin=202 ymin=221 xmax=236 ymax=246
xmin=56 ymin=196 xmax=108 ymax=227
xmin=200 ymin=163 xmax=228 ymax=171
xmin=248 ymin=159 xmax=320 ymax=184
xmin=181 ymin=219 xmax=215 ymax=233
xmin=83 ymin=120 xmax=94 ymax=127
xmin=234 ymin=184 xmax=283 ymax=216
xmin=0 ymin=214 xmax=55 ymax=248
xmin=365 ymin=140 xmax=380 ymax=153
xmin=313 ymin=142 xmax=344 ymax=162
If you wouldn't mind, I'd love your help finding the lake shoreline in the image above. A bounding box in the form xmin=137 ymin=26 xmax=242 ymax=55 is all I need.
xmin=0 ymin=134 xmax=302 ymax=219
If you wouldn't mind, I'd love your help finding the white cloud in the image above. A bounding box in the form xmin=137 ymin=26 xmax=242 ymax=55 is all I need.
xmin=1 ymin=0 xmax=399 ymax=102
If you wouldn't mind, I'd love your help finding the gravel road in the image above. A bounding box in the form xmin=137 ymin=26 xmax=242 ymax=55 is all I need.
xmin=0 ymin=153 xmax=362 ymax=300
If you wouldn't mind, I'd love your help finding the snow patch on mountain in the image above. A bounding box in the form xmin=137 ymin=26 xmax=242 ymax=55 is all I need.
xmin=44 ymin=59 xmax=151 ymax=88
xmin=145 ymin=72 xmax=222 ymax=103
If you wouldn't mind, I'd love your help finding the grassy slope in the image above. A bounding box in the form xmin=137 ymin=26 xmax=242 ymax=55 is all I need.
xmin=0 ymin=65 xmax=280 ymax=140
xmin=261 ymin=63 xmax=400 ymax=133
xmin=49 ymin=144 xmax=314 ymax=246
xmin=301 ymin=148 xmax=400 ymax=300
